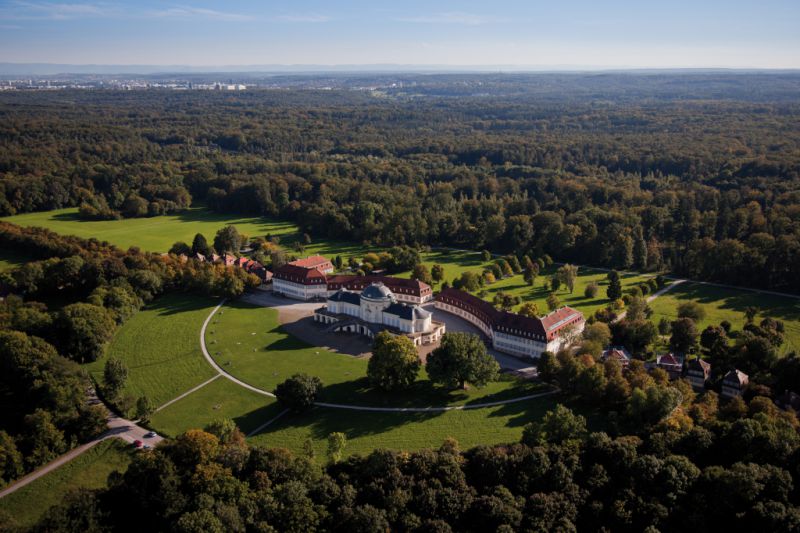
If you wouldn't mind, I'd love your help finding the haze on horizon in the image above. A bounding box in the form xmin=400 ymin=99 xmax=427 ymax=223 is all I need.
xmin=0 ymin=0 xmax=798 ymax=70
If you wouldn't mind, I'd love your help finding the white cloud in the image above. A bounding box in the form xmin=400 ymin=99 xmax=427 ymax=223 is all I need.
xmin=4 ymin=1 xmax=119 ymax=20
xmin=274 ymin=13 xmax=330 ymax=23
xmin=396 ymin=11 xmax=507 ymax=26
xmin=148 ymin=6 xmax=252 ymax=21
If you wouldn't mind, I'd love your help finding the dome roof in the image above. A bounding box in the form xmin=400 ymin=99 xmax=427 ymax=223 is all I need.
xmin=361 ymin=282 xmax=394 ymax=301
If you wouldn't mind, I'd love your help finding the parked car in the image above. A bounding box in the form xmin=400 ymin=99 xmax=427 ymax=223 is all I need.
xmin=133 ymin=439 xmax=143 ymax=448
xmin=144 ymin=431 xmax=157 ymax=438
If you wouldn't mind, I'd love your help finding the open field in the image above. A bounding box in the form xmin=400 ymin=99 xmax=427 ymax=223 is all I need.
xmin=0 ymin=206 xmax=300 ymax=253
xmin=208 ymin=299 xmax=544 ymax=408
xmin=0 ymin=439 xmax=134 ymax=529
xmin=250 ymin=396 xmax=607 ymax=457
xmin=649 ymin=282 xmax=800 ymax=355
xmin=0 ymin=248 xmax=31 ymax=272
xmin=149 ymin=377 xmax=283 ymax=438
xmin=251 ymin=398 xmax=554 ymax=457
xmin=86 ymin=293 xmax=219 ymax=407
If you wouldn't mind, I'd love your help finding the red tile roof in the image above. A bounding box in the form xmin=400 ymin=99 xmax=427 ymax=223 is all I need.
xmin=436 ymin=288 xmax=582 ymax=341
xmin=327 ymin=275 xmax=431 ymax=297
xmin=289 ymin=255 xmax=333 ymax=270
xmin=723 ymin=369 xmax=749 ymax=387
xmin=273 ymin=264 xmax=327 ymax=285
xmin=540 ymin=307 xmax=584 ymax=339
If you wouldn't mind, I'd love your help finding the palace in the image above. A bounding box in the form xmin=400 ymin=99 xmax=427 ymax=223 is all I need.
xmin=272 ymin=261 xmax=433 ymax=303
xmin=313 ymin=282 xmax=446 ymax=347
xmin=435 ymin=288 xmax=585 ymax=359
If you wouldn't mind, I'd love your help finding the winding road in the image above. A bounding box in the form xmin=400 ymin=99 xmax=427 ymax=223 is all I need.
xmin=0 ymin=394 xmax=162 ymax=500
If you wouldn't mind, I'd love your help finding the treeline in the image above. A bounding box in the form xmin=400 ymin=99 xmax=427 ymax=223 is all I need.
xmin=1 ymin=86 xmax=800 ymax=291
xmin=0 ymin=222 xmax=260 ymax=485
xmin=23 ymin=390 xmax=800 ymax=532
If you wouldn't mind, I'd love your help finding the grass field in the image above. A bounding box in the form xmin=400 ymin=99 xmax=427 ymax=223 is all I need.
xmin=0 ymin=206 xmax=301 ymax=253
xmin=86 ymin=293 xmax=219 ymax=407
xmin=249 ymin=394 xmax=608 ymax=458
xmin=208 ymin=300 xmax=544 ymax=408
xmin=0 ymin=248 xmax=31 ymax=272
xmin=649 ymin=282 xmax=800 ymax=355
xmin=149 ymin=377 xmax=284 ymax=438
xmin=0 ymin=439 xmax=134 ymax=529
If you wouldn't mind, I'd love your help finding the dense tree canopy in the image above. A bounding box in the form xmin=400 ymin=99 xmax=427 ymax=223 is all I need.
xmin=1 ymin=77 xmax=799 ymax=292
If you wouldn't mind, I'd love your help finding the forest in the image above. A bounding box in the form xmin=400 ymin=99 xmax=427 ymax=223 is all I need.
xmin=1 ymin=72 xmax=800 ymax=292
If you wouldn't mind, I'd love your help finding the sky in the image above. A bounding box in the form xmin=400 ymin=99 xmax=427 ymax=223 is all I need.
xmin=0 ymin=0 xmax=799 ymax=69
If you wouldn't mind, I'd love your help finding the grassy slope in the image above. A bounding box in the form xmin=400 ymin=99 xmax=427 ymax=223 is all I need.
xmin=0 ymin=439 xmax=134 ymax=529
xmin=649 ymin=282 xmax=800 ymax=355
xmin=149 ymin=377 xmax=283 ymax=438
xmin=209 ymin=300 xmax=543 ymax=408
xmin=86 ymin=293 xmax=219 ymax=407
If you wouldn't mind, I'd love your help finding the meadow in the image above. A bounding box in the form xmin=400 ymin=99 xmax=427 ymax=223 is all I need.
xmin=649 ymin=282 xmax=800 ymax=355
xmin=208 ymin=300 xmax=544 ymax=408
xmin=0 ymin=206 xmax=300 ymax=253
xmin=0 ymin=439 xmax=134 ymax=528
xmin=85 ymin=293 xmax=219 ymax=407
xmin=148 ymin=377 xmax=283 ymax=438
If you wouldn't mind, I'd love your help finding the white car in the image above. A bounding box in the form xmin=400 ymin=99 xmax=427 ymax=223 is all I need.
xmin=144 ymin=431 xmax=157 ymax=438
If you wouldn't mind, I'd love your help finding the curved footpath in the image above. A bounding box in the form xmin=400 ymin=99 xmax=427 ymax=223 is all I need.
xmin=199 ymin=298 xmax=557 ymax=413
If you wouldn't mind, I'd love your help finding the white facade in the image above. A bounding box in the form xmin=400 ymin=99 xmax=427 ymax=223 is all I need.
xmin=434 ymin=301 xmax=492 ymax=337
xmin=315 ymin=283 xmax=443 ymax=346
xmin=492 ymin=330 xmax=549 ymax=358
xmin=273 ymin=278 xmax=328 ymax=300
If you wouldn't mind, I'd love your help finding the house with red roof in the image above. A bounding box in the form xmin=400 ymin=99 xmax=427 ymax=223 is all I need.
xmin=602 ymin=347 xmax=632 ymax=367
xmin=272 ymin=264 xmax=328 ymax=300
xmin=434 ymin=288 xmax=585 ymax=359
xmin=721 ymin=369 xmax=749 ymax=399
xmin=289 ymin=255 xmax=334 ymax=274
xmin=655 ymin=353 xmax=684 ymax=380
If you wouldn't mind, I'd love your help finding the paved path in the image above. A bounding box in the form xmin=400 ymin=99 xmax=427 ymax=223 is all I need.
xmin=155 ymin=374 xmax=222 ymax=413
xmin=199 ymin=298 xmax=276 ymax=398
xmin=0 ymin=399 xmax=162 ymax=500
xmin=315 ymin=389 xmax=558 ymax=413
xmin=616 ymin=279 xmax=687 ymax=322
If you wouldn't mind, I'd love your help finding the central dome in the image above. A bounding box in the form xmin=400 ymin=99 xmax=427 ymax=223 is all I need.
xmin=361 ymin=282 xmax=394 ymax=301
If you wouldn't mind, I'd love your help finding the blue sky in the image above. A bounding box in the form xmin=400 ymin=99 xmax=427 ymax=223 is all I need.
xmin=1 ymin=0 xmax=798 ymax=68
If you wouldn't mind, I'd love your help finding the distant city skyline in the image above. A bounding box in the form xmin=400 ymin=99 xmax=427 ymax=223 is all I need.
xmin=1 ymin=0 xmax=798 ymax=69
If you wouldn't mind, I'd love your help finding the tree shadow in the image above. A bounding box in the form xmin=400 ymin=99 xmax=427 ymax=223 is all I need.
xmin=50 ymin=211 xmax=84 ymax=222
xmin=151 ymin=292 xmax=217 ymax=316
xmin=259 ymin=405 xmax=445 ymax=442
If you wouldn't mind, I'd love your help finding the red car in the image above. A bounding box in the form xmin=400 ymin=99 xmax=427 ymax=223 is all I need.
xmin=133 ymin=439 xmax=143 ymax=448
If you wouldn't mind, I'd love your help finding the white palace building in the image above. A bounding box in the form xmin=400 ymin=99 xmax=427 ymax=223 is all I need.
xmin=313 ymin=282 xmax=446 ymax=347
xmin=435 ymin=288 xmax=585 ymax=359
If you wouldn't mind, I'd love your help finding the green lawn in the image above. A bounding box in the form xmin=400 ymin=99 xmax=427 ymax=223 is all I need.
xmin=649 ymin=282 xmax=800 ymax=355
xmin=149 ymin=377 xmax=283 ymax=438
xmin=0 ymin=206 xmax=301 ymax=253
xmin=209 ymin=300 xmax=545 ymax=408
xmin=0 ymin=439 xmax=134 ymax=529
xmin=86 ymin=293 xmax=220 ymax=407
xmin=479 ymin=266 xmax=656 ymax=318
xmin=247 ymin=392 xmax=615 ymax=458
xmin=0 ymin=248 xmax=31 ymax=272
